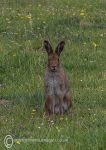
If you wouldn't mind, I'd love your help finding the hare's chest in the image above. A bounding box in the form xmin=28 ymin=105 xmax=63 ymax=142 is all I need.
xmin=49 ymin=75 xmax=61 ymax=88
xmin=46 ymin=74 xmax=63 ymax=96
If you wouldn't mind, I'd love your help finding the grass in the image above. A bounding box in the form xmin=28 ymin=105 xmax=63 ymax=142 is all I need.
xmin=0 ymin=0 xmax=106 ymax=149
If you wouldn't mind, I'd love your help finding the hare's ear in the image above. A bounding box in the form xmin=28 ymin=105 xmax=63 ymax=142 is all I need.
xmin=55 ymin=41 xmax=65 ymax=56
xmin=44 ymin=40 xmax=53 ymax=55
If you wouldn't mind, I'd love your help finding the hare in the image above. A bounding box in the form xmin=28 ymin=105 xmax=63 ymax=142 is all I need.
xmin=44 ymin=40 xmax=72 ymax=115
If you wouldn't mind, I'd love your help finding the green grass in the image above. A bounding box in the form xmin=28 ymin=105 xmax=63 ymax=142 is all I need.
xmin=0 ymin=0 xmax=106 ymax=149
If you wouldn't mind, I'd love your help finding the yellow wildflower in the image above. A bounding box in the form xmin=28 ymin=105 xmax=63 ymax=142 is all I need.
xmin=60 ymin=117 xmax=64 ymax=121
xmin=32 ymin=109 xmax=36 ymax=112
xmin=6 ymin=18 xmax=9 ymax=21
xmin=17 ymin=13 xmax=21 ymax=17
xmin=16 ymin=141 xmax=21 ymax=145
xmin=56 ymin=126 xmax=60 ymax=132
xmin=13 ymin=54 xmax=16 ymax=57
xmin=7 ymin=21 xmax=11 ymax=24
xmin=81 ymin=9 xmax=85 ymax=13
xmin=26 ymin=13 xmax=32 ymax=19
xmin=80 ymin=12 xmax=85 ymax=16
xmin=52 ymin=12 xmax=55 ymax=16
xmin=73 ymin=13 xmax=76 ymax=16
xmin=92 ymin=42 xmax=97 ymax=48
xmin=65 ymin=117 xmax=68 ymax=121
xmin=31 ymin=112 xmax=35 ymax=115
xmin=80 ymin=9 xmax=85 ymax=16
xmin=38 ymin=4 xmax=41 ymax=7
xmin=20 ymin=16 xmax=24 ymax=19
xmin=26 ymin=15 xmax=31 ymax=19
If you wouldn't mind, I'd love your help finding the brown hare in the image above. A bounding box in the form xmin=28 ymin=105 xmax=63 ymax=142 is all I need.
xmin=44 ymin=40 xmax=72 ymax=115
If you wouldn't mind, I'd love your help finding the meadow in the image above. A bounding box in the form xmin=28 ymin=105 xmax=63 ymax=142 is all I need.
xmin=0 ymin=0 xmax=106 ymax=149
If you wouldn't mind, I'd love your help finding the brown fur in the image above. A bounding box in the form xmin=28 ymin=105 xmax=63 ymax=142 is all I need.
xmin=44 ymin=40 xmax=72 ymax=115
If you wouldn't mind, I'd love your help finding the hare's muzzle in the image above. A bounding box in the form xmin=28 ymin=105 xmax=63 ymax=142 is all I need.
xmin=50 ymin=65 xmax=57 ymax=72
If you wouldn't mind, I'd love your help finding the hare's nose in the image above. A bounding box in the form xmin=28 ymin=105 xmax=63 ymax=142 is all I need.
xmin=51 ymin=66 xmax=56 ymax=71
xmin=53 ymin=65 xmax=56 ymax=67
xmin=52 ymin=66 xmax=56 ymax=69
